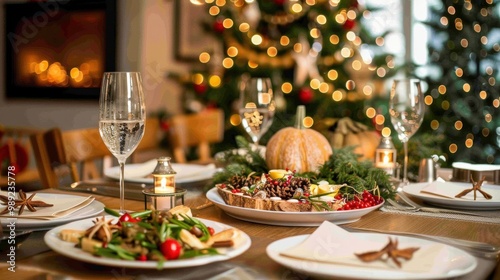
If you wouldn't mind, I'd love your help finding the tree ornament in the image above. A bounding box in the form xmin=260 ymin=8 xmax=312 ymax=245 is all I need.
xmin=298 ymin=87 xmax=314 ymax=104
xmin=213 ymin=19 xmax=225 ymax=33
xmin=350 ymin=0 xmax=359 ymax=9
xmin=193 ymin=83 xmax=207 ymax=95
xmin=274 ymin=0 xmax=285 ymax=5
xmin=160 ymin=120 xmax=170 ymax=132
xmin=343 ymin=19 xmax=356 ymax=30
xmin=242 ymin=1 xmax=261 ymax=28
xmin=292 ymin=35 xmax=323 ymax=85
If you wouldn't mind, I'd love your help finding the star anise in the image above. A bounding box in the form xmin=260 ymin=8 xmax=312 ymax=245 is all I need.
xmin=455 ymin=176 xmax=492 ymax=200
xmin=85 ymin=216 xmax=120 ymax=243
xmin=0 ymin=190 xmax=54 ymax=215
xmin=355 ymin=237 xmax=420 ymax=268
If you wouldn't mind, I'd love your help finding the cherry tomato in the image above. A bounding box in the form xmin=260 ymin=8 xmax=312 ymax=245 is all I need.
xmin=119 ymin=212 xmax=139 ymax=224
xmin=207 ymin=226 xmax=215 ymax=236
xmin=161 ymin=238 xmax=182 ymax=260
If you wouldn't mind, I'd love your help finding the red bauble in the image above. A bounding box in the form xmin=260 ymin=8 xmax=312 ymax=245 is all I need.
xmin=343 ymin=19 xmax=356 ymax=30
xmin=274 ymin=0 xmax=285 ymax=5
xmin=193 ymin=83 xmax=207 ymax=95
xmin=160 ymin=120 xmax=170 ymax=132
xmin=298 ymin=87 xmax=314 ymax=104
xmin=206 ymin=102 xmax=218 ymax=109
xmin=350 ymin=0 xmax=359 ymax=9
xmin=213 ymin=20 xmax=224 ymax=33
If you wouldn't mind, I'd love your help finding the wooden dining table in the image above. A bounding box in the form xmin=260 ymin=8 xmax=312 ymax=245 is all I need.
xmin=1 ymin=181 xmax=499 ymax=280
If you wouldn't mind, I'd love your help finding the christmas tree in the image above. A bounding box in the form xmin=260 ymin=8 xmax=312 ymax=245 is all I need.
xmin=174 ymin=0 xmax=398 ymax=151
xmin=416 ymin=0 xmax=500 ymax=164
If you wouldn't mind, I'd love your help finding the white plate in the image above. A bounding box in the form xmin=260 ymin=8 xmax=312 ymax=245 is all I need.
xmin=206 ymin=187 xmax=383 ymax=226
xmin=44 ymin=217 xmax=251 ymax=269
xmin=403 ymin=182 xmax=500 ymax=210
xmin=266 ymin=234 xmax=477 ymax=280
xmin=104 ymin=160 xmax=217 ymax=184
xmin=0 ymin=194 xmax=104 ymax=231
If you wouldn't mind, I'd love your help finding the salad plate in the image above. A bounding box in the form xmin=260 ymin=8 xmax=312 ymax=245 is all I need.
xmin=266 ymin=233 xmax=477 ymax=280
xmin=104 ymin=159 xmax=217 ymax=184
xmin=206 ymin=187 xmax=383 ymax=226
xmin=44 ymin=216 xmax=251 ymax=269
xmin=0 ymin=194 xmax=104 ymax=231
xmin=403 ymin=182 xmax=500 ymax=210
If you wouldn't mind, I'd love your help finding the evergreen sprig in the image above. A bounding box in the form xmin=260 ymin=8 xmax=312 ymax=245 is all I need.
xmin=212 ymin=138 xmax=396 ymax=200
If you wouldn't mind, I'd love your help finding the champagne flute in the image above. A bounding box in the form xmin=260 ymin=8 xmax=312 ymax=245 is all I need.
xmin=239 ymin=77 xmax=275 ymax=147
xmin=99 ymin=72 xmax=145 ymax=214
xmin=389 ymin=78 xmax=425 ymax=187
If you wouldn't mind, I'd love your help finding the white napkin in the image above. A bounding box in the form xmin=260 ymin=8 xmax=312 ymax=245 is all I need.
xmin=0 ymin=193 xmax=94 ymax=220
xmin=420 ymin=178 xmax=499 ymax=200
xmin=420 ymin=177 xmax=459 ymax=199
xmin=280 ymin=221 xmax=449 ymax=273
xmin=452 ymin=162 xmax=500 ymax=171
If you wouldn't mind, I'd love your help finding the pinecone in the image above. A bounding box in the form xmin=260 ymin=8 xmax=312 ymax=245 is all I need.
xmin=227 ymin=175 xmax=260 ymax=189
xmin=264 ymin=177 xmax=310 ymax=200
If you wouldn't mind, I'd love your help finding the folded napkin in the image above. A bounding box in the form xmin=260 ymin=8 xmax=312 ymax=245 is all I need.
xmin=420 ymin=178 xmax=499 ymax=200
xmin=0 ymin=193 xmax=94 ymax=220
xmin=452 ymin=162 xmax=500 ymax=171
xmin=280 ymin=221 xmax=449 ymax=273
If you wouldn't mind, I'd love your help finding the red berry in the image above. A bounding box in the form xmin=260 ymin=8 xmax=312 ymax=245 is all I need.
xmin=136 ymin=254 xmax=147 ymax=261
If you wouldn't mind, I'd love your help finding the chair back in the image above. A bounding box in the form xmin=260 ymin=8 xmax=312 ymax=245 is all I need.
xmin=168 ymin=109 xmax=224 ymax=163
xmin=130 ymin=117 xmax=164 ymax=163
xmin=30 ymin=127 xmax=111 ymax=188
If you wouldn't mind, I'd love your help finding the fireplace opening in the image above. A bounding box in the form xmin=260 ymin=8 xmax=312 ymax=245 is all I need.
xmin=4 ymin=0 xmax=116 ymax=100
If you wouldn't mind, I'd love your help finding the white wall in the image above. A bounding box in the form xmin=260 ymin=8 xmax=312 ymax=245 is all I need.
xmin=0 ymin=0 xmax=190 ymax=130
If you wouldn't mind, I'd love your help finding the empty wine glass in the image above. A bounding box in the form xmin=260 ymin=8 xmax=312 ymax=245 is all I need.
xmin=99 ymin=72 xmax=146 ymax=213
xmin=389 ymin=78 xmax=425 ymax=187
xmin=239 ymin=77 xmax=275 ymax=147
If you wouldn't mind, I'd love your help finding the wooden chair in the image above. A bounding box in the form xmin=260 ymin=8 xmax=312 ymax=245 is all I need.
xmin=30 ymin=118 xmax=165 ymax=189
xmin=0 ymin=126 xmax=41 ymax=188
xmin=30 ymin=127 xmax=111 ymax=189
xmin=167 ymin=109 xmax=224 ymax=164
xmin=130 ymin=117 xmax=167 ymax=163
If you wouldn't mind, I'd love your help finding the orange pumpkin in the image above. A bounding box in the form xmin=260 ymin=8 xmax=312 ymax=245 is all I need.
xmin=327 ymin=117 xmax=380 ymax=160
xmin=266 ymin=106 xmax=332 ymax=173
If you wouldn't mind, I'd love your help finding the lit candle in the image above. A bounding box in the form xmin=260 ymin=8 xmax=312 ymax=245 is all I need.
xmin=152 ymin=157 xmax=176 ymax=210
xmin=375 ymin=137 xmax=397 ymax=176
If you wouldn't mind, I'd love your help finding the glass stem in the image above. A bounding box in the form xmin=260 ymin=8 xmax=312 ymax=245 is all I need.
xmin=403 ymin=141 xmax=409 ymax=185
xmin=118 ymin=160 xmax=125 ymax=214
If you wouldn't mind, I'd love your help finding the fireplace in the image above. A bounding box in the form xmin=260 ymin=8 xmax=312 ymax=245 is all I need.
xmin=4 ymin=0 xmax=116 ymax=100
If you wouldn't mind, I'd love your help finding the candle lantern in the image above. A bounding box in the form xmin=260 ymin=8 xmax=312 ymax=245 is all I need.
xmin=143 ymin=157 xmax=186 ymax=211
xmin=374 ymin=136 xmax=397 ymax=176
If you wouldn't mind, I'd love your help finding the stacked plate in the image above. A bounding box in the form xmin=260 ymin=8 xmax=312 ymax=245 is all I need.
xmin=0 ymin=192 xmax=104 ymax=231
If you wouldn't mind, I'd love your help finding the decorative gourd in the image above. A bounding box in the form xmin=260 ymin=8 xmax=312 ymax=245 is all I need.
xmin=327 ymin=117 xmax=380 ymax=160
xmin=265 ymin=106 xmax=332 ymax=173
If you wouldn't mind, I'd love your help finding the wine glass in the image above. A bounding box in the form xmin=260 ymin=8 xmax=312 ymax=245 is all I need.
xmin=389 ymin=78 xmax=425 ymax=187
xmin=99 ymin=72 xmax=146 ymax=214
xmin=239 ymin=77 xmax=275 ymax=147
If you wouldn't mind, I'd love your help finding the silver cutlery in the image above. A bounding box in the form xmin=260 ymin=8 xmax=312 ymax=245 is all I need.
xmin=60 ymin=181 xmax=148 ymax=201
xmin=389 ymin=193 xmax=492 ymax=217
